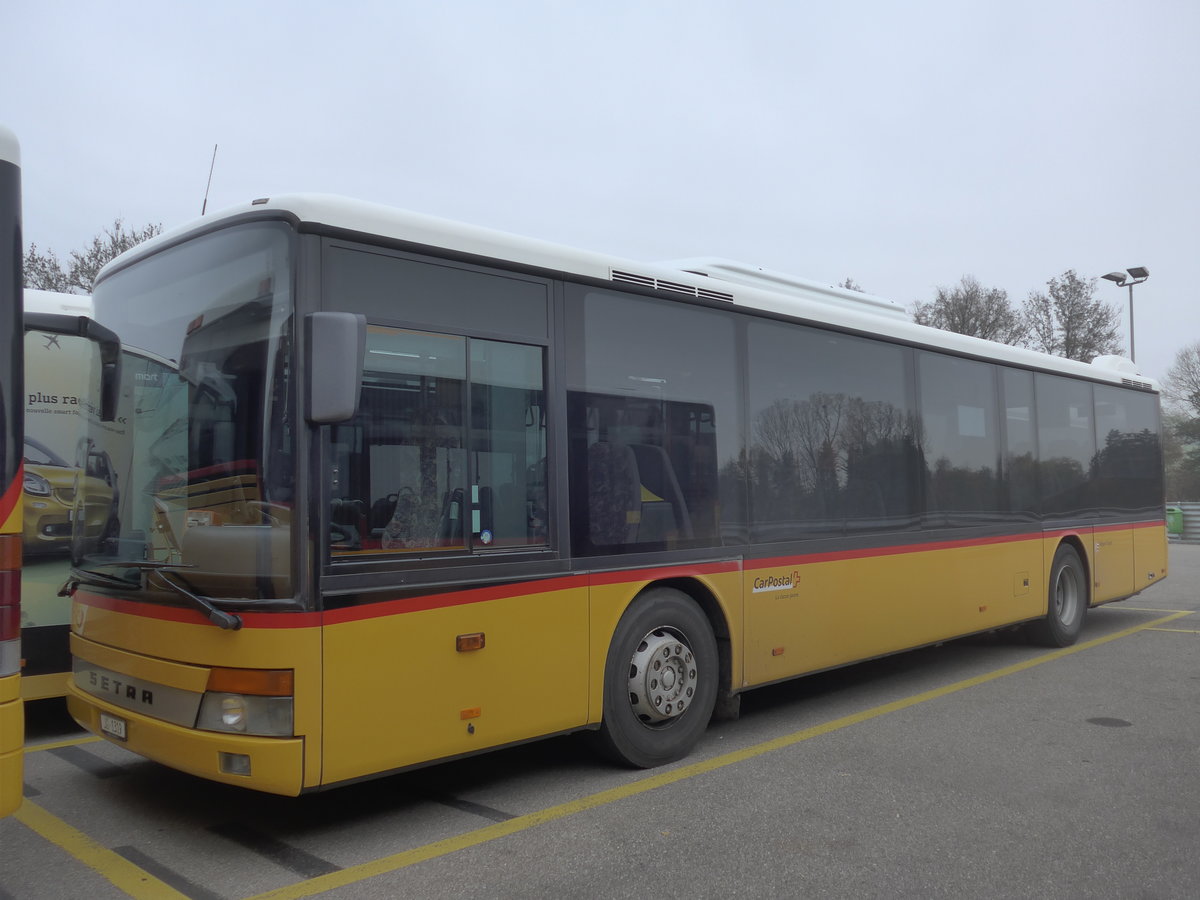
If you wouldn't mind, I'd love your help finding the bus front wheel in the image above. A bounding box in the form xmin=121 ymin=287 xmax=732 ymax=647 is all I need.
xmin=1027 ymin=544 xmax=1088 ymax=647
xmin=594 ymin=587 xmax=718 ymax=768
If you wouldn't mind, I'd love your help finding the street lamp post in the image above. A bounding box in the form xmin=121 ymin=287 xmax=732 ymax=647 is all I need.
xmin=1101 ymin=267 xmax=1149 ymax=363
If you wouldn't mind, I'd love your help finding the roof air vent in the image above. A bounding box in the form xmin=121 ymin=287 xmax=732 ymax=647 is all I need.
xmin=611 ymin=269 xmax=734 ymax=302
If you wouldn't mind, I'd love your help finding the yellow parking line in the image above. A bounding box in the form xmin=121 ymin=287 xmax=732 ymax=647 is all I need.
xmin=247 ymin=609 xmax=1193 ymax=900
xmin=26 ymin=734 xmax=103 ymax=753
xmin=13 ymin=800 xmax=190 ymax=900
xmin=1124 ymin=607 xmax=1193 ymax=614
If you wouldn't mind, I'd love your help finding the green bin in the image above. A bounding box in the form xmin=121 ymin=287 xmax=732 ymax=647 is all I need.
xmin=1166 ymin=506 xmax=1183 ymax=535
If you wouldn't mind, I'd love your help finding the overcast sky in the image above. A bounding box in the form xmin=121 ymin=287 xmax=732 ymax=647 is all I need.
xmin=4 ymin=0 xmax=1197 ymax=381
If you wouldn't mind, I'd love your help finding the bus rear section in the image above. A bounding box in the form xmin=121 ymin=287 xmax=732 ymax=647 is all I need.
xmin=1 ymin=123 xmax=24 ymax=817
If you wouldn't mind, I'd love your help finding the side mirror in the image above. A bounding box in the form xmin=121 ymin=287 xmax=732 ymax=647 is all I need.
xmin=306 ymin=312 xmax=366 ymax=424
xmin=24 ymin=312 xmax=121 ymax=422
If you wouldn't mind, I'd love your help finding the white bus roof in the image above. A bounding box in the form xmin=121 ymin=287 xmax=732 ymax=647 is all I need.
xmin=0 ymin=125 xmax=18 ymax=168
xmin=98 ymin=194 xmax=1157 ymax=392
xmin=24 ymin=289 xmax=91 ymax=316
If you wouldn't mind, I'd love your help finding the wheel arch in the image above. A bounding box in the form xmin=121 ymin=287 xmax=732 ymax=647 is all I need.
xmin=1055 ymin=534 xmax=1093 ymax=607
xmin=641 ymin=576 xmax=734 ymax=695
xmin=590 ymin=575 xmax=728 ymax=767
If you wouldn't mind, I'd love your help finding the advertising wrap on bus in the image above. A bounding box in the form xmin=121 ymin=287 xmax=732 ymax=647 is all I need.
xmin=22 ymin=290 xmax=133 ymax=699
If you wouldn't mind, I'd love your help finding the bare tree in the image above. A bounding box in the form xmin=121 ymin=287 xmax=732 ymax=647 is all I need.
xmin=838 ymin=277 xmax=864 ymax=293
xmin=24 ymin=218 xmax=162 ymax=294
xmin=1022 ymin=269 xmax=1122 ymax=362
xmin=911 ymin=275 xmax=1026 ymax=345
xmin=22 ymin=243 xmax=69 ymax=292
xmin=1162 ymin=341 xmax=1200 ymax=416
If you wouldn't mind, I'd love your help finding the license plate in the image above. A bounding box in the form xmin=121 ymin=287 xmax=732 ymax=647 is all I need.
xmin=99 ymin=712 xmax=127 ymax=741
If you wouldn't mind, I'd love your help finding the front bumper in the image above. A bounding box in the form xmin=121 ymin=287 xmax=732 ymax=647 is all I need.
xmin=67 ymin=682 xmax=306 ymax=797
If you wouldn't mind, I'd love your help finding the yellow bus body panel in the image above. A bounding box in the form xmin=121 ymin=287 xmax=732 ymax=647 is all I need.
xmin=72 ymin=632 xmax=210 ymax=691
xmin=320 ymin=583 xmax=588 ymax=785
xmin=71 ymin=601 xmax=322 ymax=793
xmin=1133 ymin=524 xmax=1169 ymax=598
xmin=19 ymin=671 xmax=71 ymax=701
xmin=0 ymin=672 xmax=22 ymax=816
xmin=1092 ymin=527 xmax=1135 ymax=603
xmin=66 ymin=688 xmax=304 ymax=796
xmin=744 ymin=537 xmax=1048 ymax=686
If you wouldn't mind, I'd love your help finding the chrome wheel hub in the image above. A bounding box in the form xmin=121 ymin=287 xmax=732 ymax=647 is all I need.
xmin=1054 ymin=565 xmax=1080 ymax=623
xmin=628 ymin=628 xmax=697 ymax=724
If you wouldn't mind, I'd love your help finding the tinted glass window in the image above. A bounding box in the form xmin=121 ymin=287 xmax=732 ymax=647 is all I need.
xmin=565 ymin=288 xmax=739 ymax=554
xmin=1036 ymin=374 xmax=1095 ymax=517
xmin=325 ymin=245 xmax=548 ymax=340
xmin=85 ymin=223 xmax=296 ymax=602
xmin=470 ymin=339 xmax=548 ymax=546
xmin=330 ymin=326 xmax=546 ymax=560
xmin=1001 ymin=368 xmax=1039 ymax=518
xmin=1093 ymin=385 xmax=1162 ymax=514
xmin=747 ymin=321 xmax=918 ymax=540
xmin=918 ymin=354 xmax=1001 ymax=522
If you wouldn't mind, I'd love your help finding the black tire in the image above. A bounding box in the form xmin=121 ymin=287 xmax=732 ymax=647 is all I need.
xmin=1027 ymin=543 xmax=1088 ymax=647
xmin=593 ymin=587 xmax=718 ymax=768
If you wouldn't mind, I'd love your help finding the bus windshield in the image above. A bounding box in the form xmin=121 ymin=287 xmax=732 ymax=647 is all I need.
xmin=77 ymin=222 xmax=297 ymax=608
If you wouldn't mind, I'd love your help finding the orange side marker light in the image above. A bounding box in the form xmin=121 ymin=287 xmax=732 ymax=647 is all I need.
xmin=456 ymin=632 xmax=486 ymax=652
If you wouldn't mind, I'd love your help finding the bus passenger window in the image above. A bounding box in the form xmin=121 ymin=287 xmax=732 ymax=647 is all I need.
xmin=566 ymin=287 xmax=734 ymax=555
xmin=330 ymin=327 xmax=467 ymax=556
xmin=329 ymin=327 xmax=547 ymax=560
xmin=469 ymin=339 xmax=547 ymax=548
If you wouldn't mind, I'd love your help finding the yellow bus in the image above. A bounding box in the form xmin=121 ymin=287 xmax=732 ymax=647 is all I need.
xmin=65 ymin=196 xmax=1167 ymax=796
xmin=0 ymin=125 xmax=24 ymax=816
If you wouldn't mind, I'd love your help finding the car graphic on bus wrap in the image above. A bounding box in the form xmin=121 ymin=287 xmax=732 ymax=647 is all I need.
xmin=22 ymin=435 xmax=118 ymax=554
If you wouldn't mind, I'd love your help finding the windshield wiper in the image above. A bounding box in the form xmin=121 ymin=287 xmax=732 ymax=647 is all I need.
xmin=149 ymin=568 xmax=243 ymax=631
xmin=61 ymin=567 xmax=141 ymax=594
xmin=61 ymin=558 xmax=185 ymax=595
xmin=62 ymin=559 xmax=243 ymax=631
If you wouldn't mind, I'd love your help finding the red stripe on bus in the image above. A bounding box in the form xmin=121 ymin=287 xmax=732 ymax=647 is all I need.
xmin=74 ymin=591 xmax=323 ymax=629
xmin=753 ymin=529 xmax=1044 ymax=570
xmin=321 ymin=574 xmax=590 ymax=625
xmin=587 ymin=560 xmax=741 ymax=586
xmin=0 ymin=462 xmax=22 ymax=524
xmin=1095 ymin=520 xmax=1164 ymax=534
xmin=323 ymin=562 xmax=743 ymax=625
xmin=751 ymin=522 xmax=1164 ymax=571
xmin=72 ymin=520 xmax=1164 ymax=628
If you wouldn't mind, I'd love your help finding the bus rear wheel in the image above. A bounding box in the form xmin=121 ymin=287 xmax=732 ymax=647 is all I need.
xmin=594 ymin=587 xmax=718 ymax=768
xmin=1027 ymin=543 xmax=1088 ymax=647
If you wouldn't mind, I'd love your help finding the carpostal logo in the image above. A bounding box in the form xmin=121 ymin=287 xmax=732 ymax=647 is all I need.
xmin=752 ymin=570 xmax=802 ymax=593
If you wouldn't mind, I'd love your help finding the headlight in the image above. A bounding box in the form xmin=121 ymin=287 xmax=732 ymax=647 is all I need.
xmin=196 ymin=692 xmax=294 ymax=736
xmin=24 ymin=472 xmax=51 ymax=496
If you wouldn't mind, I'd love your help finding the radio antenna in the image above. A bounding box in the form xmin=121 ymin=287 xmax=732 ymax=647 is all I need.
xmin=201 ymin=144 xmax=218 ymax=215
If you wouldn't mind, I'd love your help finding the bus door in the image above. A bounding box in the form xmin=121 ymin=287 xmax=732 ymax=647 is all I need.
xmin=318 ymin=324 xmax=587 ymax=783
